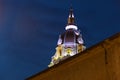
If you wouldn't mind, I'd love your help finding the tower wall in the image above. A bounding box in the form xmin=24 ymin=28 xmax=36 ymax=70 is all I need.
xmin=27 ymin=33 xmax=120 ymax=80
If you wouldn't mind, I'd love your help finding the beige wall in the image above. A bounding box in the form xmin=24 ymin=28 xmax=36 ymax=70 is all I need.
xmin=27 ymin=33 xmax=120 ymax=80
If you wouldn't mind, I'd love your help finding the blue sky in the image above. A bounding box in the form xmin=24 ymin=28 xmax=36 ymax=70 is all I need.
xmin=0 ymin=0 xmax=120 ymax=80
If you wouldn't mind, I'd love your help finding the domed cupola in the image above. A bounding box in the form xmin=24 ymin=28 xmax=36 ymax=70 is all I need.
xmin=48 ymin=7 xmax=86 ymax=67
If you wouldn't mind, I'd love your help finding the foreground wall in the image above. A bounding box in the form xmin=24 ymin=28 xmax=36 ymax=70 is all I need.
xmin=27 ymin=33 xmax=120 ymax=80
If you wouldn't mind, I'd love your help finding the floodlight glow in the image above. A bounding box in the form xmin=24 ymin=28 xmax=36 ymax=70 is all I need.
xmin=69 ymin=14 xmax=74 ymax=18
xmin=77 ymin=37 xmax=84 ymax=44
xmin=65 ymin=25 xmax=78 ymax=30
xmin=57 ymin=38 xmax=62 ymax=45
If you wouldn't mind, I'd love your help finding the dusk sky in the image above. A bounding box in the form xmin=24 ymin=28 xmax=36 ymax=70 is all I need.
xmin=0 ymin=0 xmax=120 ymax=80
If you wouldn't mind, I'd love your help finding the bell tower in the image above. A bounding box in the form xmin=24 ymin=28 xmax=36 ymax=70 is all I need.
xmin=48 ymin=7 xmax=86 ymax=67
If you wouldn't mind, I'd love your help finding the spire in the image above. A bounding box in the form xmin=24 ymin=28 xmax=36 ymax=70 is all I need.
xmin=65 ymin=6 xmax=78 ymax=30
xmin=67 ymin=6 xmax=75 ymax=25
